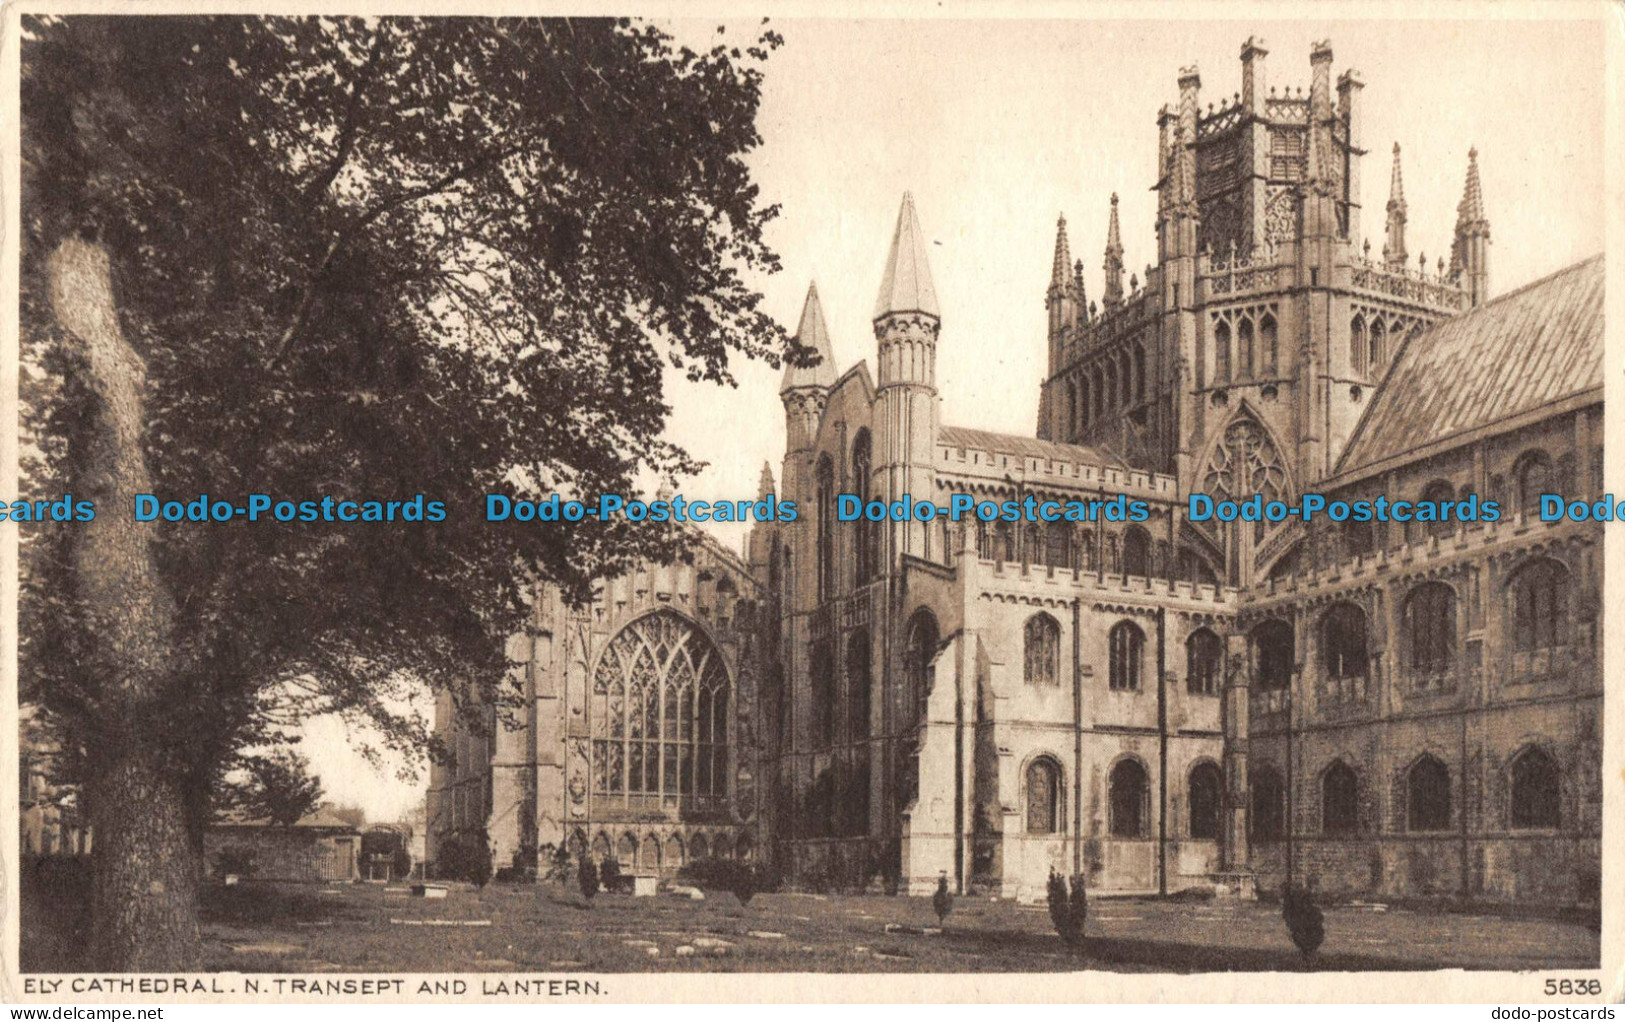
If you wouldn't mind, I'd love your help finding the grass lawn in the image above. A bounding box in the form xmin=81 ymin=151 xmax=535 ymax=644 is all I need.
xmin=154 ymin=881 xmax=1600 ymax=974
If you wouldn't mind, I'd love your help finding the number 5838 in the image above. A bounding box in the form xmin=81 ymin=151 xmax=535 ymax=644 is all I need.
xmin=1544 ymin=978 xmax=1602 ymax=996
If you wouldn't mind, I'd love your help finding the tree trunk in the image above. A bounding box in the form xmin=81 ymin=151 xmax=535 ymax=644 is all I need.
xmin=47 ymin=238 xmax=201 ymax=970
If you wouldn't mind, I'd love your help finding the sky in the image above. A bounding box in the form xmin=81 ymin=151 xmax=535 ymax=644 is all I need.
xmin=304 ymin=13 xmax=1608 ymax=823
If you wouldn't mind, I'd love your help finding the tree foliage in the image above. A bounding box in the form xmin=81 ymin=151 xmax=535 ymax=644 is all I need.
xmin=222 ymin=748 xmax=326 ymax=827
xmin=21 ymin=10 xmax=787 ymax=826
xmin=19 ymin=14 xmax=789 ymax=966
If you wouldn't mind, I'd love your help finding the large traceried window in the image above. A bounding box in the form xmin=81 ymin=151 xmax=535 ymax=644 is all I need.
xmin=591 ymin=612 xmax=730 ymax=811
xmin=1203 ymin=414 xmax=1288 ymax=543
xmin=1026 ymin=757 xmax=1062 ymax=834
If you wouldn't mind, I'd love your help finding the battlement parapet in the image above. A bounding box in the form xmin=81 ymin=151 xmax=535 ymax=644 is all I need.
xmin=1242 ymin=512 xmax=1593 ymax=608
xmin=976 ymin=557 xmax=1242 ymax=610
xmin=935 ymin=451 xmax=1178 ymax=501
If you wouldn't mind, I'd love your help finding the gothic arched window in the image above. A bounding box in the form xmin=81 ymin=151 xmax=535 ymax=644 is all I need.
xmin=1026 ymin=757 xmax=1062 ymax=834
xmin=995 ymin=521 xmax=1017 ymax=564
xmin=846 ymin=629 xmax=872 ymax=743
xmin=1237 ymin=317 xmax=1255 ymax=379
xmin=1516 ymin=450 xmax=1552 ymax=515
xmin=1134 ymin=343 xmax=1148 ymax=402
xmin=816 ymin=454 xmax=836 ymax=602
xmin=1421 ymin=479 xmax=1456 ymax=539
xmin=1108 ymin=620 xmax=1145 ymax=691
xmin=1321 ymin=761 xmax=1359 ymax=835
xmin=1188 ymin=761 xmax=1223 ymax=840
xmin=1110 ymin=758 xmax=1150 ymax=838
xmin=1343 ymin=518 xmax=1374 ymax=559
xmin=903 ymin=609 xmax=939 ymax=728
xmin=1510 ymin=746 xmax=1561 ymax=829
xmin=1261 ymin=313 xmax=1278 ymax=375
xmin=1105 ymin=362 xmax=1119 ymax=410
xmin=1124 ymin=523 xmax=1150 ymax=578
xmin=1024 ymin=613 xmax=1061 ymax=687
xmin=1122 ymin=525 xmax=1151 ymax=578
xmin=1080 ymin=376 xmax=1092 ymax=428
xmin=1252 ymin=619 xmax=1295 ymax=691
xmin=1186 ymin=628 xmax=1223 ymax=696
xmin=1321 ymin=603 xmax=1368 ymax=680
xmin=1407 ymin=755 xmax=1451 ymax=832
xmin=1214 ymin=320 xmax=1231 ymax=382
xmin=1250 ymin=765 xmax=1285 ymax=841
xmin=591 ymin=612 xmax=731 ymax=808
xmin=1510 ymin=557 xmax=1569 ymax=652
xmin=1045 ymin=522 xmax=1072 ymax=570
xmin=1350 ymin=314 xmax=1367 ymax=375
xmin=851 ymin=430 xmax=875 ymax=583
xmin=1405 ymin=582 xmax=1456 ymax=676
xmin=1203 ymin=415 xmax=1288 ymax=543
xmin=811 ymin=639 xmax=836 ymax=749
xmin=1066 ymin=381 xmax=1078 ymax=437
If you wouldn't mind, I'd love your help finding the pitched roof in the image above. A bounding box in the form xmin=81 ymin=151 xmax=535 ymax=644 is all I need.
xmin=781 ymin=282 xmax=837 ymax=392
xmin=938 ymin=425 xmax=1122 ymax=469
xmin=1336 ymin=255 xmax=1603 ymax=477
xmin=215 ymin=807 xmax=362 ymax=831
xmin=873 ymin=192 xmax=940 ymax=320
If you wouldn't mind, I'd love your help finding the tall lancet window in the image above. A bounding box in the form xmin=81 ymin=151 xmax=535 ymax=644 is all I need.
xmin=816 ymin=454 xmax=835 ymax=603
xmin=851 ymin=431 xmax=875 ymax=583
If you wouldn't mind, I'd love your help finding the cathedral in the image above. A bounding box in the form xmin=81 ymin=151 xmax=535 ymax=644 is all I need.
xmin=428 ymin=38 xmax=1603 ymax=907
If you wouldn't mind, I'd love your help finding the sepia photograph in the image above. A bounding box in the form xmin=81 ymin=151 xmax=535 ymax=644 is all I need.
xmin=5 ymin=2 xmax=1617 ymax=1004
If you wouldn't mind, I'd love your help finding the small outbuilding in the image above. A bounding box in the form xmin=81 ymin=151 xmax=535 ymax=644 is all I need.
xmin=206 ymin=807 xmax=362 ymax=883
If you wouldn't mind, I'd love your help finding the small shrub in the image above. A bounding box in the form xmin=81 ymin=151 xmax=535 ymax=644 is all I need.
xmin=435 ymin=829 xmax=493 ymax=886
xmin=1047 ymin=870 xmax=1088 ymax=948
xmin=678 ymin=856 xmax=775 ymax=905
xmin=543 ymin=843 xmax=574 ymax=883
xmin=214 ymin=844 xmax=258 ymax=879
xmin=599 ymin=855 xmax=623 ymax=892
xmin=577 ymin=855 xmax=599 ymax=901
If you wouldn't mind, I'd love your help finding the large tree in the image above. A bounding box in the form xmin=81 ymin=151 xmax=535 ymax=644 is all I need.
xmin=20 ymin=15 xmax=791 ymax=968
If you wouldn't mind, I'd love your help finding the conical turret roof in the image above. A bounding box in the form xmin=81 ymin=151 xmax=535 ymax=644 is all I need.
xmin=781 ymin=282 xmax=837 ymax=393
xmin=1387 ymin=143 xmax=1406 ymax=209
xmin=873 ymin=192 xmax=940 ymax=320
xmin=1050 ymin=214 xmax=1072 ymax=291
xmin=757 ymin=461 xmax=776 ymax=499
xmin=1456 ymin=147 xmax=1486 ymax=227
